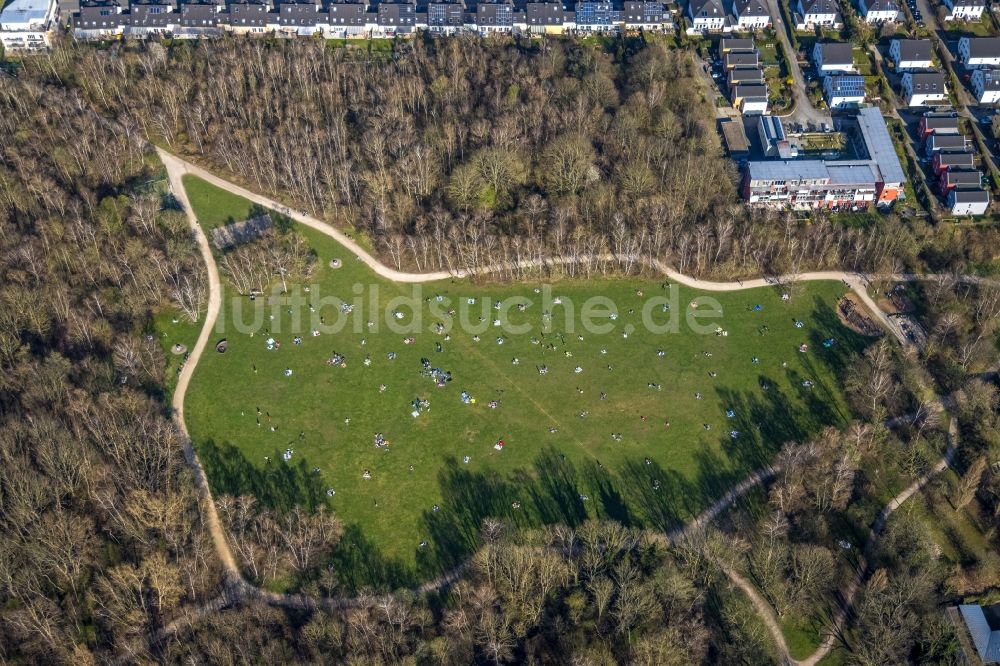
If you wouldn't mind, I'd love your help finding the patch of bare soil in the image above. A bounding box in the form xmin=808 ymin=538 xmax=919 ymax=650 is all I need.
xmin=839 ymin=294 xmax=883 ymax=337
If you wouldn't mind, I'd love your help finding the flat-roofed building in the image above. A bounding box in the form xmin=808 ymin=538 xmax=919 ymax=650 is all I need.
xmin=0 ymin=0 xmax=57 ymax=49
xmin=742 ymin=107 xmax=905 ymax=208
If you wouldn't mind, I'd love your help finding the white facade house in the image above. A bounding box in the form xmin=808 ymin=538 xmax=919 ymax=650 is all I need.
xmin=0 ymin=0 xmax=57 ymax=49
xmin=688 ymin=0 xmax=728 ymax=32
xmin=813 ymin=42 xmax=856 ymax=73
xmin=972 ymin=69 xmax=1000 ymax=103
xmin=824 ymin=75 xmax=866 ymax=107
xmin=795 ymin=0 xmax=841 ymax=29
xmin=889 ymin=39 xmax=933 ymax=70
xmin=941 ymin=0 xmax=985 ymax=20
xmin=948 ymin=187 xmax=990 ymax=215
xmin=858 ymin=0 xmax=899 ymax=23
xmin=732 ymin=0 xmax=770 ymax=29
xmin=732 ymin=83 xmax=769 ymax=114
xmin=959 ymin=37 xmax=1000 ymax=68
xmin=901 ymin=71 xmax=948 ymax=106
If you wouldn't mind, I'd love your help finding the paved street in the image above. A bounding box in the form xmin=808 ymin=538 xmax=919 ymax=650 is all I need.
xmin=765 ymin=0 xmax=832 ymax=127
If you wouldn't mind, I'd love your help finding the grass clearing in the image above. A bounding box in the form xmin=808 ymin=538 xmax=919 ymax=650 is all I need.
xmin=781 ymin=614 xmax=825 ymax=660
xmin=176 ymin=176 xmax=872 ymax=589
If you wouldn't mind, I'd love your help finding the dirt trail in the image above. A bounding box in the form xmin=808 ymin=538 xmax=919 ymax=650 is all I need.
xmin=157 ymin=148 xmax=965 ymax=656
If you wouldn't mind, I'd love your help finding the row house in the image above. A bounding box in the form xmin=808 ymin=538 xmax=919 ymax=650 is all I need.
xmin=941 ymin=0 xmax=984 ymax=21
xmin=933 ymin=149 xmax=975 ymax=173
xmin=794 ymin=0 xmax=840 ymax=30
xmin=732 ymin=0 xmax=768 ymax=30
xmin=721 ymin=39 xmax=767 ymax=114
xmin=948 ymin=187 xmax=989 ymax=214
xmin=72 ymin=0 xmax=672 ymax=38
xmin=939 ymin=168 xmax=981 ymax=194
xmin=686 ymin=0 xmax=767 ymax=33
xmin=917 ymin=112 xmax=959 ymax=139
xmin=857 ymin=0 xmax=898 ymax=23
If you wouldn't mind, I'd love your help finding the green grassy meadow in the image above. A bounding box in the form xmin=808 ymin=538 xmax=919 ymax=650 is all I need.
xmin=175 ymin=176 xmax=873 ymax=589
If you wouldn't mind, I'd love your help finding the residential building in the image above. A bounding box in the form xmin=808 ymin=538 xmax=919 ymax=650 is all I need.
xmin=278 ymin=0 xmax=323 ymax=34
xmin=728 ymin=65 xmax=765 ymax=86
xmin=948 ymin=187 xmax=990 ymax=215
xmin=889 ymin=39 xmax=933 ymax=70
xmin=732 ymin=0 xmax=769 ymax=30
xmin=758 ymin=114 xmax=794 ymax=157
xmin=732 ymin=82 xmax=769 ymax=114
xmin=327 ymin=0 xmax=367 ymax=36
xmin=972 ymin=69 xmax=1000 ymax=103
xmin=476 ymin=1 xmax=513 ymax=32
xmin=224 ymin=1 xmax=268 ymax=34
xmin=621 ymin=1 xmax=666 ymax=29
xmin=939 ymin=168 xmax=982 ymax=192
xmin=941 ymin=0 xmax=984 ymax=21
xmin=524 ymin=2 xmax=563 ymax=31
xmin=719 ymin=36 xmax=754 ymax=53
xmin=959 ymin=37 xmax=1000 ymax=68
xmin=375 ymin=1 xmax=416 ymax=34
xmin=926 ymin=133 xmax=969 ymax=153
xmin=824 ymin=75 xmax=866 ymax=107
xmin=725 ymin=50 xmax=760 ymax=69
xmin=742 ymin=107 xmax=905 ymax=208
xmin=901 ymin=71 xmax=947 ymax=106
xmin=858 ymin=0 xmax=899 ymax=23
xmin=176 ymin=0 xmax=222 ymax=36
xmin=73 ymin=0 xmax=126 ymax=38
xmin=575 ymin=1 xmax=616 ymax=31
xmin=918 ymin=112 xmax=960 ymax=138
xmin=813 ymin=42 xmax=855 ymax=73
xmin=0 ymin=0 xmax=57 ymax=49
xmin=127 ymin=0 xmax=177 ymax=35
xmin=687 ymin=0 xmax=727 ymax=32
xmin=932 ymin=149 xmax=975 ymax=173
xmin=959 ymin=605 xmax=1000 ymax=663
xmin=794 ymin=0 xmax=840 ymax=29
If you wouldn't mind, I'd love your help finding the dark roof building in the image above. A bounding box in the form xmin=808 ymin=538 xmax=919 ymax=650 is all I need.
xmin=621 ymin=0 xmax=664 ymax=26
xmin=279 ymin=0 xmax=321 ymax=26
xmin=225 ymin=1 xmax=269 ymax=27
xmin=378 ymin=1 xmax=415 ymax=27
xmin=178 ymin=0 xmax=221 ymax=27
xmin=525 ymin=1 xmax=562 ymax=25
xmin=476 ymin=1 xmax=513 ymax=27
xmin=328 ymin=1 xmax=366 ymax=27
xmin=74 ymin=0 xmax=125 ymax=31
xmin=427 ymin=1 xmax=462 ymax=26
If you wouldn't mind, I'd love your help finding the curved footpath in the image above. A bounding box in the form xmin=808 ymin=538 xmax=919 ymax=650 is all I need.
xmin=158 ymin=148 xmax=963 ymax=658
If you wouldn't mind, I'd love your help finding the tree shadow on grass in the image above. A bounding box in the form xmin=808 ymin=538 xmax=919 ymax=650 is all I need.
xmin=329 ymin=524 xmax=417 ymax=593
xmin=198 ymin=439 xmax=327 ymax=512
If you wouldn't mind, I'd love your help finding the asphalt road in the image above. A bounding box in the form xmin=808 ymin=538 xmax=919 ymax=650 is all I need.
xmin=765 ymin=0 xmax=832 ymax=127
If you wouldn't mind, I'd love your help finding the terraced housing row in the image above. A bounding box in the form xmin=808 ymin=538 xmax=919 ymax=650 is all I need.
xmin=0 ymin=0 xmax=674 ymax=48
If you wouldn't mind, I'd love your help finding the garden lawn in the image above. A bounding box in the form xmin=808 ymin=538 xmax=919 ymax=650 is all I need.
xmin=178 ymin=176 xmax=871 ymax=588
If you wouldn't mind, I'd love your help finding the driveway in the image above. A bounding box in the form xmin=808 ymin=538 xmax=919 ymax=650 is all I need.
xmin=765 ymin=0 xmax=832 ymax=127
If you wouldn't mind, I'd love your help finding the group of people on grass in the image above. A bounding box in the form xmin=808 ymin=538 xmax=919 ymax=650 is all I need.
xmin=237 ymin=285 xmax=843 ymax=552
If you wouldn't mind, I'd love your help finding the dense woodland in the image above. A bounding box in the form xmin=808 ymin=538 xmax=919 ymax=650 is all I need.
xmin=0 ymin=36 xmax=999 ymax=664
xmin=60 ymin=35 xmax=1000 ymax=279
